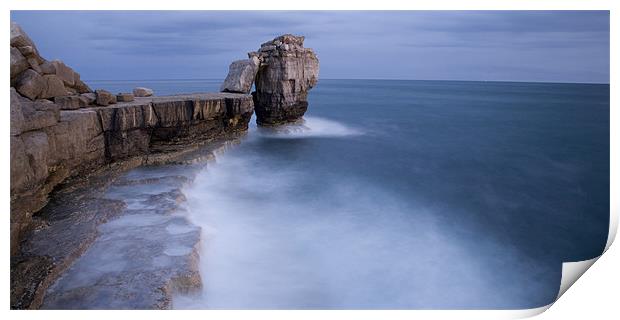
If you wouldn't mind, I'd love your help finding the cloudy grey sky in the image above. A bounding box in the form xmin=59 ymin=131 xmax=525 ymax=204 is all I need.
xmin=10 ymin=11 xmax=609 ymax=83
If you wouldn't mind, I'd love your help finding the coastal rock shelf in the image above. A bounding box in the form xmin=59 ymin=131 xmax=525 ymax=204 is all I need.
xmin=42 ymin=165 xmax=203 ymax=309
xmin=95 ymin=93 xmax=254 ymax=160
xmin=10 ymin=91 xmax=254 ymax=258
xmin=10 ymin=20 xmax=254 ymax=258
xmin=12 ymin=140 xmax=240 ymax=309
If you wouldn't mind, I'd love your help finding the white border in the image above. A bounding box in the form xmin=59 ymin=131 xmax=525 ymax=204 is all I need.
xmin=2 ymin=1 xmax=617 ymax=319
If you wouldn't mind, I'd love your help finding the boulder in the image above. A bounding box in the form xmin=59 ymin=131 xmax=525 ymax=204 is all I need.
xmin=10 ymin=88 xmax=26 ymax=136
xmin=54 ymin=95 xmax=90 ymax=110
xmin=95 ymin=89 xmax=116 ymax=106
xmin=17 ymin=45 xmax=36 ymax=57
xmin=40 ymin=75 xmax=67 ymax=99
xmin=133 ymin=87 xmax=154 ymax=97
xmin=53 ymin=60 xmax=75 ymax=86
xmin=116 ymin=93 xmax=135 ymax=102
xmin=80 ymin=93 xmax=96 ymax=104
xmin=73 ymin=76 xmax=92 ymax=94
xmin=10 ymin=47 xmax=29 ymax=80
xmin=11 ymin=22 xmax=44 ymax=65
xmin=39 ymin=60 xmax=75 ymax=86
xmin=27 ymin=58 xmax=42 ymax=73
xmin=65 ymin=87 xmax=78 ymax=95
xmin=252 ymin=34 xmax=319 ymax=125
xmin=39 ymin=61 xmax=55 ymax=75
xmin=14 ymin=69 xmax=45 ymax=100
xmin=220 ymin=58 xmax=260 ymax=94
xmin=11 ymin=22 xmax=37 ymax=51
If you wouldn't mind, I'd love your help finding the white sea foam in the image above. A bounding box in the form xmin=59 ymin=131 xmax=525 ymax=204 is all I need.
xmin=171 ymin=115 xmax=550 ymax=309
xmin=172 ymin=149 xmax=529 ymax=309
xmin=254 ymin=116 xmax=362 ymax=138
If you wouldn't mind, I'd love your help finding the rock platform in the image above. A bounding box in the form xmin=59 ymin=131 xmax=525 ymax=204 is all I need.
xmin=11 ymin=137 xmax=241 ymax=309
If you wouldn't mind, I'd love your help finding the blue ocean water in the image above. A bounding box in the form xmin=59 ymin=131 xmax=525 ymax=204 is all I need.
xmin=89 ymin=79 xmax=609 ymax=309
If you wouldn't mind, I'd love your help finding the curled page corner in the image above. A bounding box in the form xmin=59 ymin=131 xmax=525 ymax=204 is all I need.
xmin=557 ymin=257 xmax=599 ymax=299
xmin=518 ymin=210 xmax=618 ymax=318
xmin=515 ymin=255 xmax=603 ymax=318
xmin=553 ymin=207 xmax=618 ymax=302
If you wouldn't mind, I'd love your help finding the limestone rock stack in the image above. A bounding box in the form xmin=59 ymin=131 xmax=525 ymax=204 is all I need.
xmin=220 ymin=34 xmax=319 ymax=125
xmin=252 ymin=34 xmax=319 ymax=125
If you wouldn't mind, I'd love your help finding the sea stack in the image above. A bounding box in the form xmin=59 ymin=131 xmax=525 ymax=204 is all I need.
xmin=253 ymin=34 xmax=319 ymax=125
xmin=221 ymin=34 xmax=319 ymax=125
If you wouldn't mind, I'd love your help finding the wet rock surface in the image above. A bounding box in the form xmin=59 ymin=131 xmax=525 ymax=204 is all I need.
xmin=42 ymin=167 xmax=200 ymax=309
xmin=11 ymin=163 xmax=131 ymax=309
xmin=12 ymin=139 xmax=240 ymax=309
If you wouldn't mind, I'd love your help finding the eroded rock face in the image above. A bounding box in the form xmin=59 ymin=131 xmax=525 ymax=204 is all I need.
xmin=10 ymin=89 xmax=104 ymax=257
xmin=40 ymin=75 xmax=67 ymax=99
xmin=10 ymin=47 xmax=29 ymax=79
xmin=252 ymin=34 xmax=319 ymax=125
xmin=54 ymin=95 xmax=91 ymax=110
xmin=10 ymin=89 xmax=254 ymax=259
xmin=15 ymin=69 xmax=45 ymax=100
xmin=96 ymin=93 xmax=253 ymax=160
xmin=220 ymin=57 xmax=260 ymax=94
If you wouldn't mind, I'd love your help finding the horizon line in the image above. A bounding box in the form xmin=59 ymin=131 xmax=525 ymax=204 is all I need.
xmin=82 ymin=78 xmax=610 ymax=85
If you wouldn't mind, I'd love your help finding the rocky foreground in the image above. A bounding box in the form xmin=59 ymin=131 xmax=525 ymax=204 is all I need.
xmin=10 ymin=22 xmax=319 ymax=309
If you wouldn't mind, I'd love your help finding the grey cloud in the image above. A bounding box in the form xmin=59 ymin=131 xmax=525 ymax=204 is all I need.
xmin=10 ymin=11 xmax=609 ymax=83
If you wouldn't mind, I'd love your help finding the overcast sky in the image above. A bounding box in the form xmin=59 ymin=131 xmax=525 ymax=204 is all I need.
xmin=10 ymin=11 xmax=610 ymax=83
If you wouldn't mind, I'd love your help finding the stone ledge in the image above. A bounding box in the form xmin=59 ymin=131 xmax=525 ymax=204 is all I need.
xmin=10 ymin=90 xmax=254 ymax=258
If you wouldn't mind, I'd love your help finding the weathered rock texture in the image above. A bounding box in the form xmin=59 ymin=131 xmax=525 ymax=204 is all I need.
xmin=11 ymin=22 xmax=92 ymax=101
xmin=10 ymin=91 xmax=253 ymax=257
xmin=95 ymin=89 xmax=117 ymax=106
xmin=11 ymin=138 xmax=240 ymax=310
xmin=252 ymin=34 xmax=319 ymax=125
xmin=116 ymin=93 xmax=134 ymax=102
xmin=9 ymin=23 xmax=255 ymax=259
xmin=133 ymin=87 xmax=154 ymax=97
xmin=220 ymin=56 xmax=260 ymax=94
xmin=10 ymin=89 xmax=105 ymax=257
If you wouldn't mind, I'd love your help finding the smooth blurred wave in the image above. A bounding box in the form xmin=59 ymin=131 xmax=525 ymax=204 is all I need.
xmin=93 ymin=79 xmax=608 ymax=309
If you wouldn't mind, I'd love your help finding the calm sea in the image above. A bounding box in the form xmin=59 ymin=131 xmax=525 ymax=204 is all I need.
xmin=89 ymin=79 xmax=610 ymax=309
